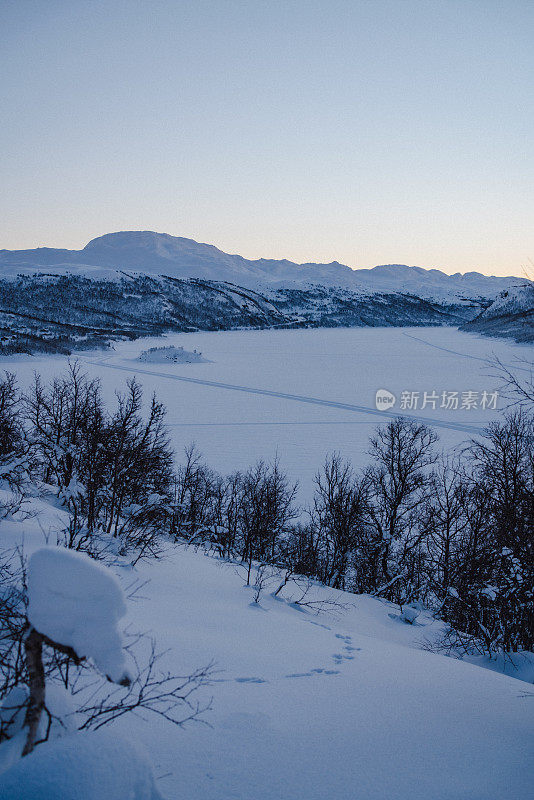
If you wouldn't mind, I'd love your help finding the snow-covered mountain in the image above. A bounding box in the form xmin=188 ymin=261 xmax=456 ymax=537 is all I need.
xmin=0 ymin=231 xmax=527 ymax=302
xmin=474 ymin=283 xmax=534 ymax=319
xmin=460 ymin=283 xmax=534 ymax=343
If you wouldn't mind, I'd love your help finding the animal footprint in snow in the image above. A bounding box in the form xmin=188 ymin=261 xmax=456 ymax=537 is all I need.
xmin=285 ymin=667 xmax=341 ymax=678
xmin=285 ymin=672 xmax=313 ymax=679
xmin=234 ymin=676 xmax=268 ymax=684
xmin=332 ymin=648 xmax=358 ymax=663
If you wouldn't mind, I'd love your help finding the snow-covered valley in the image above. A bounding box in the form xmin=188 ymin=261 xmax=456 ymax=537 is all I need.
xmin=0 ymin=325 xmax=532 ymax=799
xmin=1 ymin=232 xmax=532 ymax=357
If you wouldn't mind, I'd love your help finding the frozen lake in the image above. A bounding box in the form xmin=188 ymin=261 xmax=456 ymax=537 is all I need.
xmin=5 ymin=327 xmax=530 ymax=499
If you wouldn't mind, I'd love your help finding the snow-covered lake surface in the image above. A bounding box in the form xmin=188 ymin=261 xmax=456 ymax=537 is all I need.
xmin=4 ymin=326 xmax=530 ymax=498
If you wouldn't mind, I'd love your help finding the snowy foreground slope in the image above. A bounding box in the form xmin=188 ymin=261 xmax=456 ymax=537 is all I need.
xmin=1 ymin=503 xmax=532 ymax=800
xmin=127 ymin=549 xmax=534 ymax=800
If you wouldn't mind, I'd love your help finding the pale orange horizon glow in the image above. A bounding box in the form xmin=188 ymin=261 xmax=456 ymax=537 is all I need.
xmin=2 ymin=1 xmax=533 ymax=281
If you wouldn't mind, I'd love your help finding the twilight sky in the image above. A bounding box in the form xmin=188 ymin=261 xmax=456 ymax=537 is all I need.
xmin=1 ymin=0 xmax=533 ymax=276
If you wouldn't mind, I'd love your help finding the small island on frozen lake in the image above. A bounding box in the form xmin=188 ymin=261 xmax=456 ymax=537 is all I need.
xmin=138 ymin=344 xmax=207 ymax=364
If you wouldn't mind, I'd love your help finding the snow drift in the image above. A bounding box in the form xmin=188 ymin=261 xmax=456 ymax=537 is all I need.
xmin=0 ymin=731 xmax=162 ymax=800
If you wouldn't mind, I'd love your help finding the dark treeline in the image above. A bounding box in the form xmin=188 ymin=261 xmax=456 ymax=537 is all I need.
xmin=0 ymin=364 xmax=532 ymax=657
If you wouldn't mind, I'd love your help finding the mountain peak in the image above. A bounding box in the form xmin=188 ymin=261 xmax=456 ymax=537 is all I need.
xmin=0 ymin=230 xmax=528 ymax=302
xmin=84 ymin=230 xmax=175 ymax=250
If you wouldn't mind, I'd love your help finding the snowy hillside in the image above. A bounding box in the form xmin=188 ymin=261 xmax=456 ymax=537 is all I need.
xmin=461 ymin=283 xmax=534 ymax=343
xmin=477 ymin=283 xmax=534 ymax=318
xmin=92 ymin=546 xmax=534 ymax=800
xmin=0 ymin=231 xmax=527 ymax=302
xmin=0 ymin=272 xmax=474 ymax=356
xmin=0 ymin=498 xmax=532 ymax=800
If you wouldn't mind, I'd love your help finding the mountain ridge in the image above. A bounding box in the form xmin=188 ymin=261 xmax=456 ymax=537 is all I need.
xmin=0 ymin=230 xmax=528 ymax=302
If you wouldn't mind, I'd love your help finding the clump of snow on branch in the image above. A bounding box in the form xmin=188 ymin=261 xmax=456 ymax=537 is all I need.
xmin=27 ymin=548 xmax=128 ymax=683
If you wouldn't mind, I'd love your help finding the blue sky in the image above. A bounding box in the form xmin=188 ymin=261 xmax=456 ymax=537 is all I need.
xmin=1 ymin=0 xmax=533 ymax=276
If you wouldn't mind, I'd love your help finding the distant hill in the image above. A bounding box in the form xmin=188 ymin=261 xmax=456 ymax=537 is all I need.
xmin=460 ymin=283 xmax=534 ymax=343
xmin=0 ymin=272 xmax=471 ymax=356
xmin=0 ymin=230 xmax=527 ymax=303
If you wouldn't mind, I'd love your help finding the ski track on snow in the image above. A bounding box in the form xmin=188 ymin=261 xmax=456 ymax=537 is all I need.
xmin=401 ymin=331 xmax=532 ymax=372
xmin=84 ymin=358 xmax=485 ymax=436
